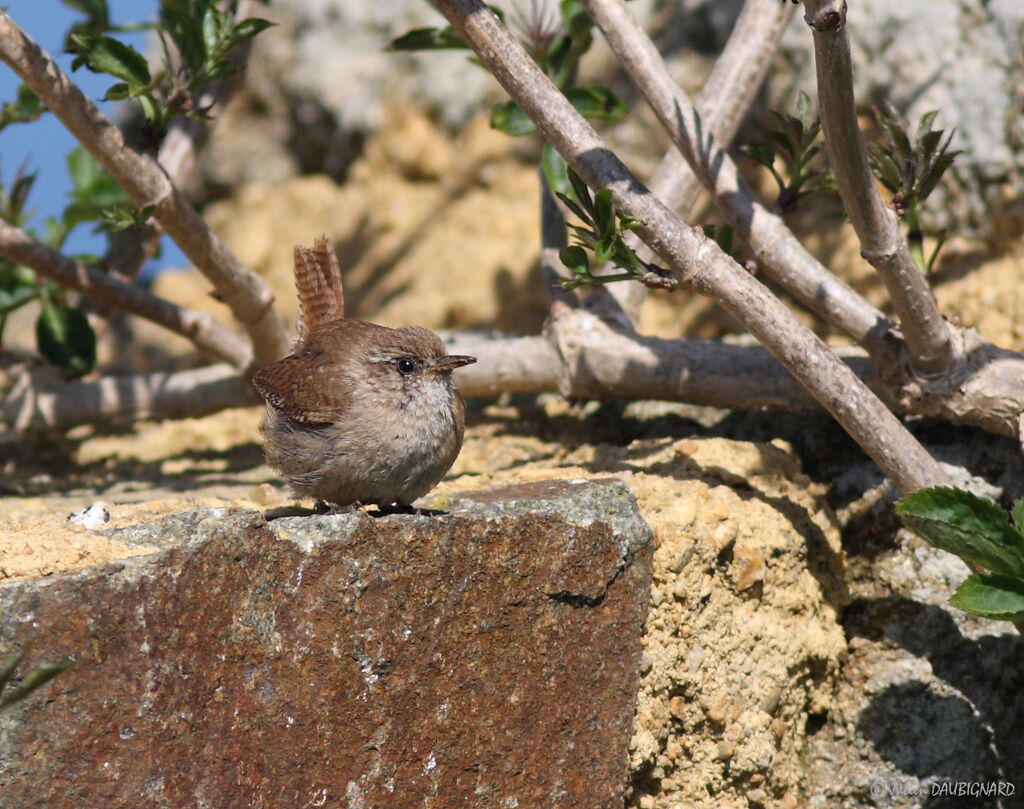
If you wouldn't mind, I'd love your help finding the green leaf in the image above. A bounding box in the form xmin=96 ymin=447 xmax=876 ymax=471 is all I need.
xmin=897 ymin=487 xmax=1024 ymax=578
xmin=489 ymin=87 xmax=625 ymax=137
xmin=160 ymin=7 xmax=205 ymax=74
xmin=197 ymin=59 xmax=238 ymax=85
xmin=99 ymin=203 xmax=155 ymax=232
xmin=225 ymin=17 xmax=275 ymax=51
xmin=797 ymin=90 xmax=814 ymax=131
xmin=0 ymin=282 xmax=39 ymax=316
xmin=102 ymin=81 xmax=132 ymax=101
xmin=35 ymin=301 xmax=97 ymax=379
xmin=541 ymin=143 xmax=571 ymax=199
xmin=489 ymin=100 xmax=536 ymax=137
xmin=564 ymin=86 xmax=626 ymax=123
xmin=1012 ymin=498 xmax=1024 ymax=532
xmin=555 ymin=191 xmax=590 ymax=225
xmin=0 ymin=649 xmax=24 ymax=690
xmin=388 ymin=26 xmax=468 ymax=51
xmin=0 ymin=84 xmax=47 ymax=133
xmin=741 ymin=143 xmax=776 ymax=169
xmin=0 ymin=660 xmax=73 ymax=713
xmin=64 ymin=147 xmax=132 ymax=230
xmin=69 ymin=34 xmax=150 ymax=86
xmin=593 ymin=189 xmax=615 ymax=240
xmin=66 ymin=146 xmax=100 ymax=191
xmin=567 ymin=170 xmax=594 ymax=218
xmin=61 ymin=0 xmax=111 ymax=28
xmin=559 ymin=245 xmax=589 ymax=276
xmin=704 ymin=224 xmax=734 ymax=255
xmin=201 ymin=4 xmax=224 ymax=57
xmin=593 ymin=238 xmax=615 ymax=264
xmin=949 ymin=573 xmax=1024 ymax=621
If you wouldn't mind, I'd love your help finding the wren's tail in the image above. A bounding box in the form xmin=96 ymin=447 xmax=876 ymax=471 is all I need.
xmin=294 ymin=234 xmax=345 ymax=341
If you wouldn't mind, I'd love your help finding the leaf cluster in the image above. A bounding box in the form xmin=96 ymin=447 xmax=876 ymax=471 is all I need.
xmin=0 ymin=646 xmax=72 ymax=714
xmin=0 ymin=2 xmax=276 ymax=378
xmin=66 ymin=0 xmax=273 ymax=139
xmin=0 ymin=85 xmax=46 ymax=134
xmin=867 ymin=105 xmax=961 ymax=219
xmin=556 ymin=170 xmax=674 ymax=291
xmin=388 ymin=2 xmax=625 ymax=199
xmin=897 ymin=487 xmax=1024 ymax=621
xmin=741 ymin=91 xmax=834 ymax=215
xmin=0 ymin=149 xmax=148 ymax=378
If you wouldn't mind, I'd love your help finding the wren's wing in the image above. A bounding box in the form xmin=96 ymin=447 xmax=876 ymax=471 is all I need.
xmin=294 ymin=234 xmax=345 ymax=340
xmin=252 ymin=347 xmax=352 ymax=424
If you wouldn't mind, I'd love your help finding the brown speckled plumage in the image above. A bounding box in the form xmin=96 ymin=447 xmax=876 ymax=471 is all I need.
xmin=252 ymin=236 xmax=475 ymax=507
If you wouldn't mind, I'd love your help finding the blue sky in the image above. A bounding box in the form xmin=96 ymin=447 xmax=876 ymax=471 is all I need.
xmin=1 ymin=1 xmax=187 ymax=274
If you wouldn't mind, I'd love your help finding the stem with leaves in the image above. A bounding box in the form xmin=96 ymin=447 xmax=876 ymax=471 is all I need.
xmin=0 ymin=11 xmax=289 ymax=365
xmin=867 ymin=105 xmax=960 ymax=275
xmin=611 ymin=0 xmax=796 ymax=324
xmin=0 ymin=219 xmax=252 ymax=370
xmin=429 ymin=0 xmax=949 ymax=495
xmin=581 ymin=0 xmax=895 ymax=359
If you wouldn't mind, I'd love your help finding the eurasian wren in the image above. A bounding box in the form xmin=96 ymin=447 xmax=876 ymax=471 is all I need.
xmin=252 ymin=235 xmax=476 ymax=508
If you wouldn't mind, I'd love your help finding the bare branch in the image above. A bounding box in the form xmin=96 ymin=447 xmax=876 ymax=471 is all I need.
xmin=650 ymin=0 xmax=795 ymax=212
xmin=0 ymin=220 xmax=253 ymax=370
xmin=429 ymin=0 xmax=950 ymax=494
xmin=10 ymin=317 xmax=1024 ymax=452
xmin=583 ymin=0 xmax=895 ymax=359
xmin=3 ymin=363 xmax=258 ymax=433
xmin=443 ymin=333 xmax=564 ymax=396
xmin=801 ymin=0 xmax=955 ymax=373
xmin=0 ymin=11 xmax=290 ymax=363
xmin=612 ymin=0 xmax=796 ymax=321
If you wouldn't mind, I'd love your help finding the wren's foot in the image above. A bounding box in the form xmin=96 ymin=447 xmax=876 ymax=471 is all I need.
xmin=370 ymin=504 xmax=449 ymax=517
xmin=313 ymin=500 xmax=363 ymax=515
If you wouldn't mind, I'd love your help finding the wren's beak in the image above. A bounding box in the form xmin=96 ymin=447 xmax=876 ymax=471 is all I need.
xmin=431 ymin=354 xmax=477 ymax=374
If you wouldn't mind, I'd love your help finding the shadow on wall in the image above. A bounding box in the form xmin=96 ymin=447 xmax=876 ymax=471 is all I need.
xmin=847 ymin=598 xmax=1024 ymax=809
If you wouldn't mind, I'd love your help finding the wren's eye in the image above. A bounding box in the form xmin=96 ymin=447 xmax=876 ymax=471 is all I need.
xmin=396 ymin=357 xmax=416 ymax=376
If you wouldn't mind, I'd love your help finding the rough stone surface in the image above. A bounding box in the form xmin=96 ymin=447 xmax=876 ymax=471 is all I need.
xmin=0 ymin=479 xmax=652 ymax=809
xmin=5 ymin=402 xmax=1024 ymax=809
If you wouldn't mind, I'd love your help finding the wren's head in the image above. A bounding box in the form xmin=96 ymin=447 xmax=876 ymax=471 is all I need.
xmin=359 ymin=324 xmax=476 ymax=411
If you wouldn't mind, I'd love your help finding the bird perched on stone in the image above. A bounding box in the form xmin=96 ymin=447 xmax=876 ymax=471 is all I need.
xmin=252 ymin=235 xmax=476 ymax=509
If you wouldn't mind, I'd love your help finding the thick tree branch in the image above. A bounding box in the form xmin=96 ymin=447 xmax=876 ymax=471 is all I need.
xmin=0 ymin=11 xmax=290 ymax=363
xmin=0 ymin=220 xmax=253 ymax=371
xmin=10 ymin=319 xmax=1024 ymax=448
xmin=3 ymin=363 xmax=259 ymax=432
xmin=612 ymin=0 xmax=796 ymax=322
xmin=584 ymin=0 xmax=895 ymax=359
xmin=801 ymin=0 xmax=954 ymax=373
xmin=430 ymin=0 xmax=949 ymax=494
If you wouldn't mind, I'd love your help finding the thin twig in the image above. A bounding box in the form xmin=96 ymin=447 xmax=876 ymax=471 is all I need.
xmin=0 ymin=11 xmax=290 ymax=363
xmin=430 ymin=0 xmax=950 ymax=495
xmin=610 ymin=0 xmax=795 ymax=322
xmin=0 ymin=220 xmax=253 ymax=370
xmin=584 ymin=0 xmax=895 ymax=359
xmin=801 ymin=0 xmax=954 ymax=373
